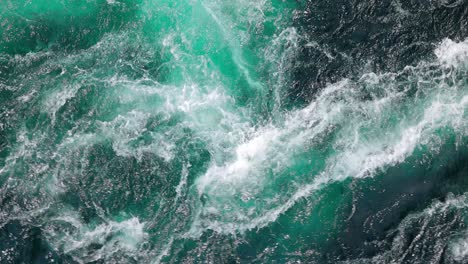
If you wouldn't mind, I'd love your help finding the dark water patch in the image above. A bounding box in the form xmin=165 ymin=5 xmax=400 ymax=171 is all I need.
xmin=325 ymin=137 xmax=468 ymax=262
xmin=0 ymin=221 xmax=69 ymax=263
xmin=291 ymin=0 xmax=468 ymax=104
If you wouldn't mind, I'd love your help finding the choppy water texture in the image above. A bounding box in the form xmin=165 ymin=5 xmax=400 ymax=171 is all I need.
xmin=0 ymin=1 xmax=467 ymax=263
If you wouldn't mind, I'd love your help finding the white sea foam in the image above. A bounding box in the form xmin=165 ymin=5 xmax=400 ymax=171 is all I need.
xmin=435 ymin=38 xmax=468 ymax=67
xmin=174 ymin=163 xmax=190 ymax=203
xmin=190 ymin=38 xmax=468 ymax=235
xmin=44 ymin=83 xmax=80 ymax=120
xmin=46 ymin=214 xmax=147 ymax=263
xmin=451 ymin=233 xmax=468 ymax=262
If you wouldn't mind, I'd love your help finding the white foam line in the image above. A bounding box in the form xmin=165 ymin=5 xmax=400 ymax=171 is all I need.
xmin=174 ymin=163 xmax=190 ymax=204
xmin=189 ymin=37 xmax=468 ymax=235
xmin=153 ymin=237 xmax=174 ymax=264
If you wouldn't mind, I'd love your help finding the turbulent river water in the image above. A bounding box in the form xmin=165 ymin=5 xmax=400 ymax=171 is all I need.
xmin=0 ymin=1 xmax=467 ymax=263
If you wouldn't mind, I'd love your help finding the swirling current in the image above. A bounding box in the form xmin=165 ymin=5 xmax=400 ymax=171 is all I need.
xmin=0 ymin=1 xmax=467 ymax=263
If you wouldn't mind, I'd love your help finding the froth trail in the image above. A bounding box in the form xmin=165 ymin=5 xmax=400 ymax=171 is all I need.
xmin=190 ymin=38 xmax=468 ymax=236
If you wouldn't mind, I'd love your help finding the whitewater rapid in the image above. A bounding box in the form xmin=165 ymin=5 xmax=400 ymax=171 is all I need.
xmin=0 ymin=1 xmax=467 ymax=263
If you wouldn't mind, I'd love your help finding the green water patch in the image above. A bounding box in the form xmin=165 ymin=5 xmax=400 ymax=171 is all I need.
xmin=0 ymin=0 xmax=142 ymax=54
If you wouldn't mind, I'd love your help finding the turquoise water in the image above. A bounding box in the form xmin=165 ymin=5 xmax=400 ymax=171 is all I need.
xmin=0 ymin=1 xmax=467 ymax=263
